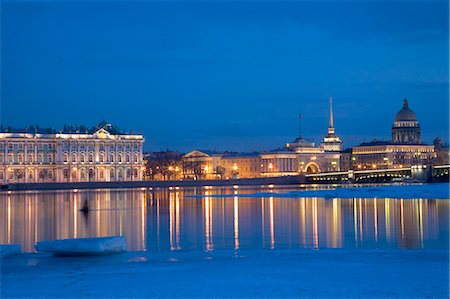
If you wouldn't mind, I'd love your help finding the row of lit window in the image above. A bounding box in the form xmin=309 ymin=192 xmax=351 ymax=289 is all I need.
xmin=0 ymin=168 xmax=143 ymax=181
xmin=63 ymin=153 xmax=140 ymax=163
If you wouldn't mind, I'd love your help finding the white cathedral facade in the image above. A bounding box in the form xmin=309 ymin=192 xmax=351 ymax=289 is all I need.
xmin=0 ymin=122 xmax=144 ymax=184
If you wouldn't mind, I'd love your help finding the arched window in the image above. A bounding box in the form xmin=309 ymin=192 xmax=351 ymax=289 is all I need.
xmin=63 ymin=153 xmax=69 ymax=163
xmin=81 ymin=168 xmax=86 ymax=179
xmin=38 ymin=154 xmax=44 ymax=163
xmin=28 ymin=171 xmax=33 ymax=180
xmin=71 ymin=169 xmax=77 ymax=178
xmin=110 ymin=154 xmax=115 ymax=163
xmin=118 ymin=154 xmax=123 ymax=163
xmin=126 ymin=169 xmax=131 ymax=178
xmin=126 ymin=154 xmax=131 ymax=163
xmin=133 ymin=169 xmax=138 ymax=178
xmin=89 ymin=153 xmax=94 ymax=163
xmin=81 ymin=154 xmax=86 ymax=163
xmin=88 ymin=169 xmax=94 ymax=179
xmin=48 ymin=171 xmax=53 ymax=180
xmin=48 ymin=154 xmax=53 ymax=164
xmin=18 ymin=154 xmax=24 ymax=164
xmin=0 ymin=171 xmax=3 ymax=180
xmin=72 ymin=154 xmax=77 ymax=163
xmin=110 ymin=168 xmax=115 ymax=179
xmin=134 ymin=154 xmax=139 ymax=163
xmin=8 ymin=154 xmax=13 ymax=163
xmin=118 ymin=168 xmax=123 ymax=179
xmin=63 ymin=169 xmax=69 ymax=179
xmin=99 ymin=153 xmax=104 ymax=163
xmin=40 ymin=171 xmax=45 ymax=179
xmin=99 ymin=168 xmax=104 ymax=179
xmin=0 ymin=154 xmax=3 ymax=163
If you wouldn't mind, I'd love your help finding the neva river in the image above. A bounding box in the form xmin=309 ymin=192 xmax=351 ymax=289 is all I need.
xmin=1 ymin=184 xmax=449 ymax=298
xmin=1 ymin=185 xmax=448 ymax=252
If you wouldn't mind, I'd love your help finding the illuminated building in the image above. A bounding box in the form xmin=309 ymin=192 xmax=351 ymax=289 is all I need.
xmin=220 ymin=153 xmax=261 ymax=179
xmin=262 ymin=97 xmax=344 ymax=176
xmin=182 ymin=150 xmax=261 ymax=179
xmin=352 ymin=99 xmax=435 ymax=169
xmin=0 ymin=121 xmax=144 ymax=184
xmin=182 ymin=150 xmax=223 ymax=180
xmin=392 ymin=98 xmax=421 ymax=144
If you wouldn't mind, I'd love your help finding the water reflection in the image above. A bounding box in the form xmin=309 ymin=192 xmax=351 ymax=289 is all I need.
xmin=0 ymin=187 xmax=448 ymax=253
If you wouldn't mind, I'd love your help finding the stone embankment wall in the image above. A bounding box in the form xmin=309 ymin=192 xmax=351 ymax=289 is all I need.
xmin=4 ymin=175 xmax=305 ymax=191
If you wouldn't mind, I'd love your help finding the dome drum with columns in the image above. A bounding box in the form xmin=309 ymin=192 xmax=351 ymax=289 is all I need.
xmin=392 ymin=99 xmax=421 ymax=144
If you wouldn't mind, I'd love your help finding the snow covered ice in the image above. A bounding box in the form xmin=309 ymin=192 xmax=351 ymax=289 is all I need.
xmin=35 ymin=236 xmax=127 ymax=256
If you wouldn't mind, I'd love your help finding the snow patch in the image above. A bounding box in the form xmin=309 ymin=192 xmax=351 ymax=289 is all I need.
xmin=189 ymin=183 xmax=450 ymax=199
xmin=35 ymin=236 xmax=127 ymax=256
xmin=0 ymin=244 xmax=21 ymax=258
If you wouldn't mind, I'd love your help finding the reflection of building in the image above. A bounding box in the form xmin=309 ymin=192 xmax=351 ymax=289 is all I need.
xmin=0 ymin=189 xmax=147 ymax=252
xmin=352 ymin=99 xmax=435 ymax=169
xmin=0 ymin=121 xmax=145 ymax=184
xmin=1 ymin=188 xmax=445 ymax=252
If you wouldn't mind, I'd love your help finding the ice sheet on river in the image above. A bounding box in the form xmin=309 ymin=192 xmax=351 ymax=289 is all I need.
xmin=1 ymin=249 xmax=448 ymax=298
xmin=0 ymin=244 xmax=21 ymax=258
xmin=35 ymin=236 xmax=127 ymax=256
xmin=191 ymin=183 xmax=449 ymax=199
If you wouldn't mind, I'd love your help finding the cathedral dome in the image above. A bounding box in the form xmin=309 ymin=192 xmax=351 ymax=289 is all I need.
xmin=394 ymin=98 xmax=417 ymax=122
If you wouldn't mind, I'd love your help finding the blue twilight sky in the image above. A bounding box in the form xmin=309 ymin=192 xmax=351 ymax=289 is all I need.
xmin=1 ymin=0 xmax=448 ymax=152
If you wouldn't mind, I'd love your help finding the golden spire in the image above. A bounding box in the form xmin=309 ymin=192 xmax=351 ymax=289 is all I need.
xmin=329 ymin=96 xmax=334 ymax=128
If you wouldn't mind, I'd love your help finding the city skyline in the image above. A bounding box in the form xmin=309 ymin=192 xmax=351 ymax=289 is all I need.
xmin=1 ymin=0 xmax=448 ymax=152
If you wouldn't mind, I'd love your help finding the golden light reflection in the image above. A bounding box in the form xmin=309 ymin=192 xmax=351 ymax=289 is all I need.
xmin=169 ymin=192 xmax=181 ymax=250
xmin=313 ymin=197 xmax=318 ymax=249
xmin=353 ymin=198 xmax=358 ymax=244
xmin=7 ymin=196 xmax=11 ymax=243
xmin=0 ymin=189 xmax=447 ymax=253
xmin=234 ymin=196 xmax=239 ymax=250
xmin=261 ymin=198 xmax=265 ymax=248
xmin=269 ymin=197 xmax=274 ymax=249
xmin=374 ymin=198 xmax=378 ymax=241
xmin=385 ymin=198 xmax=391 ymax=242
xmin=205 ymin=193 xmax=213 ymax=251
xmin=331 ymin=198 xmax=341 ymax=248
xmin=74 ymin=194 xmax=78 ymax=238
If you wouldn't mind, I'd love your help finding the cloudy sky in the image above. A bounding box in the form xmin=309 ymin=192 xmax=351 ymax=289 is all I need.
xmin=1 ymin=0 xmax=448 ymax=152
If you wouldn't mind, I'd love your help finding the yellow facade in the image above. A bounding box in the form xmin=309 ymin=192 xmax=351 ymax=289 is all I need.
xmin=352 ymin=144 xmax=436 ymax=170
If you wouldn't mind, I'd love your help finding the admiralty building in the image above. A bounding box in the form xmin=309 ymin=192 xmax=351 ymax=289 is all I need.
xmin=0 ymin=122 xmax=144 ymax=184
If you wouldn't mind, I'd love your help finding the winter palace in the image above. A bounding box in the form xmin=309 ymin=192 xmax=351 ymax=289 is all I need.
xmin=0 ymin=121 xmax=144 ymax=184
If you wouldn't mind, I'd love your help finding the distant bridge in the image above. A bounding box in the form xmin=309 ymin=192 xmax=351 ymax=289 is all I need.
xmin=305 ymin=165 xmax=449 ymax=183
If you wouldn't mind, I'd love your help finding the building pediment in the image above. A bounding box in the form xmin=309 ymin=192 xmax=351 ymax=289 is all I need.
xmin=94 ymin=128 xmax=113 ymax=139
xmin=183 ymin=150 xmax=211 ymax=158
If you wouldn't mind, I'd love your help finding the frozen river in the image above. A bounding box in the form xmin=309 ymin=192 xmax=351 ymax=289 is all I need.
xmin=1 ymin=183 xmax=449 ymax=298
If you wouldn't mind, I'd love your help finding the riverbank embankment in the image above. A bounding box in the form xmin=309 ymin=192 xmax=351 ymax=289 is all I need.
xmin=3 ymin=175 xmax=305 ymax=191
